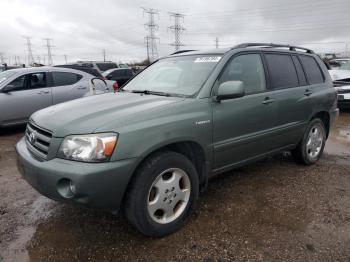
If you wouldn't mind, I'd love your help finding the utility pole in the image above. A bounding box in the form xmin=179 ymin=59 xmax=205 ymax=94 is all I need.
xmin=102 ymin=49 xmax=106 ymax=62
xmin=43 ymin=38 xmax=54 ymax=65
xmin=0 ymin=53 xmax=4 ymax=64
xmin=168 ymin=12 xmax=185 ymax=52
xmin=215 ymin=37 xmax=219 ymax=49
xmin=64 ymin=55 xmax=68 ymax=64
xmin=23 ymin=36 xmax=35 ymax=66
xmin=142 ymin=7 xmax=160 ymax=62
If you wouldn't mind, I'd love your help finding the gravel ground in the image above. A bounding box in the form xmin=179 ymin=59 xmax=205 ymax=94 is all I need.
xmin=0 ymin=113 xmax=349 ymax=262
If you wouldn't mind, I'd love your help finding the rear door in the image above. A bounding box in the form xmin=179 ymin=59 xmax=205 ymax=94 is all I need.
xmin=51 ymin=71 xmax=85 ymax=104
xmin=212 ymin=53 xmax=279 ymax=170
xmin=262 ymin=52 xmax=312 ymax=147
xmin=0 ymin=72 xmax=52 ymax=124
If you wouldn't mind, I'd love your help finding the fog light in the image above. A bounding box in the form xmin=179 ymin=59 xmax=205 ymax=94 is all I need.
xmin=57 ymin=178 xmax=76 ymax=199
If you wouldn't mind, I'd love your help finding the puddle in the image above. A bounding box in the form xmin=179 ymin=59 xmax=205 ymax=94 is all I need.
xmin=1 ymin=197 xmax=57 ymax=262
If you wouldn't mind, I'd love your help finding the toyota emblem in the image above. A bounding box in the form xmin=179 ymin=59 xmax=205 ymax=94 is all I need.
xmin=29 ymin=130 xmax=37 ymax=143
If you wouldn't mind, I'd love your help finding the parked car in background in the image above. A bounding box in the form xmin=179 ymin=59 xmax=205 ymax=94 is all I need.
xmin=16 ymin=43 xmax=338 ymax=237
xmin=328 ymin=58 xmax=350 ymax=69
xmin=71 ymin=61 xmax=118 ymax=74
xmin=0 ymin=64 xmax=22 ymax=72
xmin=0 ymin=67 xmax=112 ymax=127
xmin=54 ymin=64 xmax=102 ymax=78
xmin=102 ymin=68 xmax=134 ymax=87
xmin=329 ymin=63 xmax=350 ymax=109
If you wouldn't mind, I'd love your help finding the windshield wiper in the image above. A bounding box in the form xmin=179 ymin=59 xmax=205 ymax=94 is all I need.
xmin=131 ymin=90 xmax=171 ymax=97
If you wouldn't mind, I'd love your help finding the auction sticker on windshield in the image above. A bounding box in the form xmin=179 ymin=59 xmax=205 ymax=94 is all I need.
xmin=194 ymin=56 xmax=221 ymax=63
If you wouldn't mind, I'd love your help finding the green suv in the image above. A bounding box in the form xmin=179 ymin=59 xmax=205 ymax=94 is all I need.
xmin=16 ymin=43 xmax=339 ymax=237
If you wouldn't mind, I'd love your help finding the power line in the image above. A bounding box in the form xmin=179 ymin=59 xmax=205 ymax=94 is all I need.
xmin=23 ymin=36 xmax=34 ymax=66
xmin=0 ymin=53 xmax=4 ymax=64
xmin=142 ymin=7 xmax=160 ymax=62
xmin=43 ymin=38 xmax=54 ymax=65
xmin=168 ymin=12 xmax=186 ymax=52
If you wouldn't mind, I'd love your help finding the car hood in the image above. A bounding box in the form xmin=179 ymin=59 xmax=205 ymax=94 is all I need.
xmin=328 ymin=70 xmax=350 ymax=81
xmin=31 ymin=92 xmax=185 ymax=137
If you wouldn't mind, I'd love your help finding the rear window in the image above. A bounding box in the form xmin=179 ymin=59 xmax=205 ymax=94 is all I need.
xmin=265 ymin=53 xmax=299 ymax=89
xmin=299 ymin=55 xmax=324 ymax=84
xmin=96 ymin=63 xmax=118 ymax=72
xmin=52 ymin=72 xmax=83 ymax=86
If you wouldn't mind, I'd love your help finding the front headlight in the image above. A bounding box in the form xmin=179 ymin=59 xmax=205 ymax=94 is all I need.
xmin=57 ymin=133 xmax=118 ymax=162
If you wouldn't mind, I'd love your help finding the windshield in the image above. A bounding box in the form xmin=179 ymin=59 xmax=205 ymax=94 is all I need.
xmin=0 ymin=71 xmax=16 ymax=85
xmin=102 ymin=68 xmax=115 ymax=77
xmin=340 ymin=62 xmax=350 ymax=70
xmin=123 ymin=55 xmax=222 ymax=96
xmin=96 ymin=63 xmax=118 ymax=72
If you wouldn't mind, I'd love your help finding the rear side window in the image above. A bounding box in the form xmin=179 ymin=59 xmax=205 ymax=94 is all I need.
xmin=265 ymin=54 xmax=298 ymax=89
xmin=292 ymin=56 xmax=307 ymax=86
xmin=299 ymin=55 xmax=324 ymax=84
xmin=52 ymin=72 xmax=83 ymax=86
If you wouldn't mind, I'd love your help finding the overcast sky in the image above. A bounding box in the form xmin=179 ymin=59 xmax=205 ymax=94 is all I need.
xmin=0 ymin=0 xmax=349 ymax=65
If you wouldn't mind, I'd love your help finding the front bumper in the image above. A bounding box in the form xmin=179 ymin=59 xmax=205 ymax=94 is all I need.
xmin=329 ymin=108 xmax=339 ymax=128
xmin=16 ymin=137 xmax=137 ymax=211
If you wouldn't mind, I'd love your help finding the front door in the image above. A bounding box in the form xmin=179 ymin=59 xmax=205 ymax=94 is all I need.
xmin=212 ymin=53 xmax=278 ymax=171
xmin=0 ymin=72 xmax=52 ymax=125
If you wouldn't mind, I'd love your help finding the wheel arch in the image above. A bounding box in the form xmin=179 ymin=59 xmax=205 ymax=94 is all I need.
xmin=310 ymin=111 xmax=330 ymax=138
xmin=121 ymin=140 xmax=209 ymax=209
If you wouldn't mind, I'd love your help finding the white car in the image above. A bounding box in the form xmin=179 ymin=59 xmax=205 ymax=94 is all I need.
xmin=329 ymin=64 xmax=350 ymax=109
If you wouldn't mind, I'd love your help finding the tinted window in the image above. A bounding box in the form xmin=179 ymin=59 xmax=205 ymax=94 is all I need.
xmin=8 ymin=75 xmax=26 ymax=90
xmin=96 ymin=63 xmax=118 ymax=72
xmin=52 ymin=72 xmax=82 ymax=86
xmin=292 ymin=56 xmax=307 ymax=86
xmin=220 ymin=54 xmax=266 ymax=94
xmin=29 ymin=73 xmax=47 ymax=89
xmin=112 ymin=70 xmax=125 ymax=78
xmin=299 ymin=55 xmax=324 ymax=84
xmin=265 ymin=54 xmax=298 ymax=89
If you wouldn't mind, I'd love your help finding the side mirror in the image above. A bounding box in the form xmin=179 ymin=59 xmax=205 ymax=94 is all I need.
xmin=1 ymin=84 xmax=14 ymax=93
xmin=216 ymin=81 xmax=245 ymax=101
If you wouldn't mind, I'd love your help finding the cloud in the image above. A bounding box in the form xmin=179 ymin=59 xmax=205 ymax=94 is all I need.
xmin=0 ymin=0 xmax=349 ymax=65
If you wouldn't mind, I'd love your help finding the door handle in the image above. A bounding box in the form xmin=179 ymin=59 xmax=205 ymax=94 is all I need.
xmin=262 ymin=97 xmax=275 ymax=105
xmin=304 ymin=89 xmax=312 ymax=96
xmin=77 ymin=86 xmax=87 ymax=90
xmin=37 ymin=91 xmax=50 ymax=94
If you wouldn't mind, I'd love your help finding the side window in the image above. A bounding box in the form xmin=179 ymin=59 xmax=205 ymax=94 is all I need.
xmin=265 ymin=54 xmax=299 ymax=89
xmin=29 ymin=73 xmax=47 ymax=89
xmin=52 ymin=72 xmax=83 ymax=87
xmin=8 ymin=75 xmax=26 ymax=91
xmin=219 ymin=54 xmax=266 ymax=94
xmin=298 ymin=55 xmax=324 ymax=85
xmin=292 ymin=56 xmax=307 ymax=86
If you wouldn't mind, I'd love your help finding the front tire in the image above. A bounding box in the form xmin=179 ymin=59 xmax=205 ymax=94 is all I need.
xmin=124 ymin=151 xmax=199 ymax=237
xmin=292 ymin=118 xmax=326 ymax=165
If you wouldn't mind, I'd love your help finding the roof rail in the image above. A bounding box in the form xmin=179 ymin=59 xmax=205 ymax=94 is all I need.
xmin=232 ymin=43 xmax=314 ymax=54
xmin=171 ymin=50 xmax=197 ymax=55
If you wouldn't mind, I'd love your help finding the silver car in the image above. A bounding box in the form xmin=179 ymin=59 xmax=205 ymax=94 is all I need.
xmin=0 ymin=67 xmax=111 ymax=127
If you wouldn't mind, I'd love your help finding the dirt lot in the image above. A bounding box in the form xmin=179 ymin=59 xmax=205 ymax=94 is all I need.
xmin=0 ymin=113 xmax=349 ymax=262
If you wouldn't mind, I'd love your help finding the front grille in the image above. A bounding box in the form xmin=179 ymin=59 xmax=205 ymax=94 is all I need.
xmin=25 ymin=122 xmax=52 ymax=160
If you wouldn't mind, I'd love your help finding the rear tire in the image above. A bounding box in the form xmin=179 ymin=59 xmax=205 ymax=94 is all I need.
xmin=292 ymin=118 xmax=326 ymax=165
xmin=124 ymin=151 xmax=199 ymax=237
